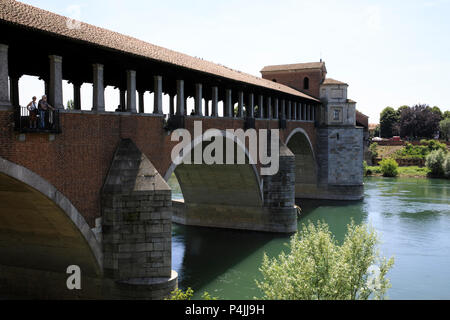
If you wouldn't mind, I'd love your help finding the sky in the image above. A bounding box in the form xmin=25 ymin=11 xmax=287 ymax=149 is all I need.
xmin=16 ymin=0 xmax=450 ymax=123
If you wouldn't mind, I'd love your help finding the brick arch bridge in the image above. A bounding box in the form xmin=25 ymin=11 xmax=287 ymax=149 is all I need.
xmin=0 ymin=1 xmax=363 ymax=299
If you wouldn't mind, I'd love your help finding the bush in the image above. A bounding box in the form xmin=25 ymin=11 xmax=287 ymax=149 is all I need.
xmin=379 ymin=158 xmax=399 ymax=177
xmin=442 ymin=154 xmax=450 ymax=178
xmin=363 ymin=161 xmax=372 ymax=176
xmin=369 ymin=143 xmax=379 ymax=159
xmin=257 ymin=221 xmax=394 ymax=300
xmin=165 ymin=288 xmax=217 ymax=300
xmin=426 ymin=149 xmax=446 ymax=177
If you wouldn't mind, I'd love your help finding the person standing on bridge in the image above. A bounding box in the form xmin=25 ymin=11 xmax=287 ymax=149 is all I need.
xmin=38 ymin=95 xmax=54 ymax=129
xmin=26 ymin=96 xmax=38 ymax=129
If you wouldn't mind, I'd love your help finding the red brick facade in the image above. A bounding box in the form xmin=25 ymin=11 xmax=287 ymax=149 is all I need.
xmin=0 ymin=110 xmax=316 ymax=227
xmin=261 ymin=69 xmax=325 ymax=98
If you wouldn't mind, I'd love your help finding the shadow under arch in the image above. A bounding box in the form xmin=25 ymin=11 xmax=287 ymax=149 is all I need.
xmin=164 ymin=129 xmax=264 ymax=206
xmin=163 ymin=129 xmax=271 ymax=232
xmin=0 ymin=157 xmax=102 ymax=279
xmin=285 ymin=128 xmax=319 ymax=199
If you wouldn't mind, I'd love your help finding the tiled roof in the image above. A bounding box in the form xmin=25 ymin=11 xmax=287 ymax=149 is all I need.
xmin=322 ymin=78 xmax=348 ymax=86
xmin=261 ymin=62 xmax=326 ymax=73
xmin=0 ymin=0 xmax=319 ymax=101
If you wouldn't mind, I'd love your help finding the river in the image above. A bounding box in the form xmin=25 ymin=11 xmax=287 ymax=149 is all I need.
xmin=169 ymin=176 xmax=450 ymax=300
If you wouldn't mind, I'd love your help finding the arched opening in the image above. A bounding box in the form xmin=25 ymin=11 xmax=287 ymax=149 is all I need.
xmin=303 ymin=77 xmax=310 ymax=90
xmin=0 ymin=157 xmax=102 ymax=298
xmin=286 ymin=129 xmax=318 ymax=199
xmin=164 ymin=131 xmax=265 ymax=231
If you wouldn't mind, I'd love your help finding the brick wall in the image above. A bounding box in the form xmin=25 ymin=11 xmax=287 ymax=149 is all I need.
xmin=0 ymin=110 xmax=317 ymax=228
xmin=261 ymin=69 xmax=324 ymax=98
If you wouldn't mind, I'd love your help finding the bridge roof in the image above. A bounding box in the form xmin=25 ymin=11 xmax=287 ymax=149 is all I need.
xmin=261 ymin=62 xmax=326 ymax=73
xmin=0 ymin=0 xmax=319 ymax=102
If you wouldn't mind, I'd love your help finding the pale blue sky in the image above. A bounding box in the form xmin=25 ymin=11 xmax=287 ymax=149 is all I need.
xmin=17 ymin=0 xmax=450 ymax=122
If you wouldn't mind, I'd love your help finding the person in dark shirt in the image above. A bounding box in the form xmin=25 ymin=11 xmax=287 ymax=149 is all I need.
xmin=38 ymin=95 xmax=55 ymax=129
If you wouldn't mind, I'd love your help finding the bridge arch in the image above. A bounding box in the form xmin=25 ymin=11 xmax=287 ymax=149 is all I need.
xmin=164 ymin=129 xmax=264 ymax=203
xmin=164 ymin=130 xmax=266 ymax=231
xmin=0 ymin=157 xmax=102 ymax=278
xmin=285 ymin=128 xmax=319 ymax=198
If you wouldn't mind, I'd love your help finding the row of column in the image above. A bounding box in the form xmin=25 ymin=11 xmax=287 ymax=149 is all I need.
xmin=0 ymin=43 xmax=316 ymax=121
xmin=167 ymin=81 xmax=316 ymax=122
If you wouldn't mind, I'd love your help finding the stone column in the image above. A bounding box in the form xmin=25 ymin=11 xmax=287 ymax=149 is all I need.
xmin=154 ymin=75 xmax=163 ymax=114
xmin=0 ymin=44 xmax=11 ymax=109
xmin=267 ymin=97 xmax=272 ymax=119
xmin=176 ymin=80 xmax=185 ymax=116
xmin=281 ymin=99 xmax=286 ymax=120
xmin=127 ymin=70 xmax=137 ymax=113
xmin=293 ymin=102 xmax=297 ymax=120
xmin=211 ymin=86 xmax=218 ymax=117
xmin=273 ymin=98 xmax=279 ymax=119
xmin=303 ymin=103 xmax=307 ymax=121
xmin=138 ymin=90 xmax=145 ymax=114
xmin=312 ymin=105 xmax=316 ymax=121
xmin=73 ymin=81 xmax=82 ymax=110
xmin=307 ymin=104 xmax=311 ymax=121
xmin=169 ymin=94 xmax=175 ymax=116
xmin=9 ymin=74 xmax=20 ymax=108
xmin=204 ymin=99 xmax=209 ymax=117
xmin=247 ymin=93 xmax=254 ymax=118
xmin=287 ymin=101 xmax=292 ymax=120
xmin=297 ymin=102 xmax=301 ymax=120
xmin=120 ymin=89 xmax=126 ymax=111
xmin=92 ymin=64 xmax=105 ymax=112
xmin=49 ymin=55 xmax=64 ymax=109
xmin=225 ymin=89 xmax=232 ymax=117
xmin=258 ymin=95 xmax=264 ymax=119
xmin=237 ymin=91 xmax=244 ymax=118
xmin=195 ymin=83 xmax=203 ymax=116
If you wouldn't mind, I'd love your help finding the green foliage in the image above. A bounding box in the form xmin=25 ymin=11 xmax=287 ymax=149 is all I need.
xmin=444 ymin=111 xmax=450 ymax=119
xmin=440 ymin=118 xmax=450 ymax=141
xmin=166 ymin=288 xmax=217 ymax=300
xmin=363 ymin=161 xmax=372 ymax=176
xmin=420 ymin=139 xmax=447 ymax=152
xmin=380 ymin=107 xmax=399 ymax=138
xmin=369 ymin=143 xmax=379 ymax=159
xmin=366 ymin=166 xmax=430 ymax=177
xmin=67 ymin=99 xmax=74 ymax=110
xmin=431 ymin=106 xmax=443 ymax=120
xmin=257 ymin=221 xmax=394 ymax=300
xmin=379 ymin=158 xmax=399 ymax=177
xmin=393 ymin=140 xmax=447 ymax=160
xmin=425 ymin=149 xmax=446 ymax=177
xmin=443 ymin=155 xmax=450 ymax=178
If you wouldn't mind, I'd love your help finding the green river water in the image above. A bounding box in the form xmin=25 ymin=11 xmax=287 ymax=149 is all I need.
xmin=169 ymin=176 xmax=450 ymax=300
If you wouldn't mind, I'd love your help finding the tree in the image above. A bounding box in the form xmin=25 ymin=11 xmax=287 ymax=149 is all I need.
xmin=444 ymin=111 xmax=450 ymax=119
xmin=440 ymin=118 xmax=450 ymax=141
xmin=397 ymin=104 xmax=441 ymax=139
xmin=380 ymin=107 xmax=399 ymax=138
xmin=431 ymin=106 xmax=443 ymax=120
xmin=396 ymin=105 xmax=409 ymax=118
xmin=67 ymin=99 xmax=74 ymax=110
xmin=257 ymin=221 xmax=394 ymax=300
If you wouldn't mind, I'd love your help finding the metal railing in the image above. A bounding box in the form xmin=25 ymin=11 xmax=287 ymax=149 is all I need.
xmin=14 ymin=106 xmax=61 ymax=134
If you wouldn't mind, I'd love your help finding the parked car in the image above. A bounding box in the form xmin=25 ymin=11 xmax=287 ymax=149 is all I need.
xmin=391 ymin=136 xmax=402 ymax=142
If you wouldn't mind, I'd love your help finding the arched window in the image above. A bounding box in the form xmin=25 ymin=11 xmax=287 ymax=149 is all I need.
xmin=303 ymin=77 xmax=310 ymax=90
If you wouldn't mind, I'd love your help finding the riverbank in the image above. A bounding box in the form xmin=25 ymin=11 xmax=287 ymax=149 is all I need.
xmin=366 ymin=166 xmax=431 ymax=178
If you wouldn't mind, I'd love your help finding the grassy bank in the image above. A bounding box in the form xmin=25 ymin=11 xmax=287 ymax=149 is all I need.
xmin=366 ymin=166 xmax=430 ymax=178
